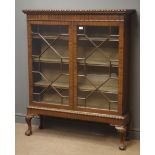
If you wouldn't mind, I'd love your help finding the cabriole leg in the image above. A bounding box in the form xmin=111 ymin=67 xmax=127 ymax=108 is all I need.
xmin=25 ymin=115 xmax=33 ymax=136
xmin=115 ymin=126 xmax=127 ymax=150
xmin=39 ymin=115 xmax=44 ymax=129
xmin=126 ymin=124 xmax=130 ymax=141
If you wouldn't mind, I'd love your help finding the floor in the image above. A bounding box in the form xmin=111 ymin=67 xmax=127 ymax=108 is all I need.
xmin=16 ymin=123 xmax=140 ymax=155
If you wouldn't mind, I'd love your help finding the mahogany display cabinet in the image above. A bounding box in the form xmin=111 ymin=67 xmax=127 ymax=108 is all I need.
xmin=23 ymin=9 xmax=135 ymax=150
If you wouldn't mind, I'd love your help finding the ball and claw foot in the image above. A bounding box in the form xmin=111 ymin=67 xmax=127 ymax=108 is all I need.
xmin=25 ymin=129 xmax=32 ymax=136
xmin=119 ymin=144 xmax=126 ymax=150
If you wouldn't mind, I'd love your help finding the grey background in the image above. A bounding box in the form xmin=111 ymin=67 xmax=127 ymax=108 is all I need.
xmin=15 ymin=0 xmax=140 ymax=137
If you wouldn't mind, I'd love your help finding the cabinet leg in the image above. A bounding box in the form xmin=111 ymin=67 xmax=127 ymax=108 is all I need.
xmin=25 ymin=115 xmax=33 ymax=136
xmin=115 ymin=126 xmax=127 ymax=150
xmin=39 ymin=115 xmax=44 ymax=129
xmin=126 ymin=125 xmax=130 ymax=141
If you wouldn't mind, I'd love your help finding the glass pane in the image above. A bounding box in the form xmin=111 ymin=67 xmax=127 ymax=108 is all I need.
xmin=32 ymin=25 xmax=69 ymax=105
xmin=77 ymin=26 xmax=119 ymax=111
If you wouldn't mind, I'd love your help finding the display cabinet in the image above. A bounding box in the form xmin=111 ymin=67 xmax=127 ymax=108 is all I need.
xmin=23 ymin=9 xmax=135 ymax=150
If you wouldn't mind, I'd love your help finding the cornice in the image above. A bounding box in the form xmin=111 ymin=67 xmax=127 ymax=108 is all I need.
xmin=23 ymin=9 xmax=135 ymax=16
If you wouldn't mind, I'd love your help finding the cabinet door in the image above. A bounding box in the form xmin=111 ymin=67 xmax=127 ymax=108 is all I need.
xmin=29 ymin=24 xmax=72 ymax=108
xmin=75 ymin=24 xmax=121 ymax=114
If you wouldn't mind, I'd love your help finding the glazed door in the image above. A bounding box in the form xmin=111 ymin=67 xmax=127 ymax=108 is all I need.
xmin=29 ymin=23 xmax=73 ymax=109
xmin=74 ymin=23 xmax=122 ymax=114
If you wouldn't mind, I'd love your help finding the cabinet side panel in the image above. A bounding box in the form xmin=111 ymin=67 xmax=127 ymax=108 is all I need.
xmin=118 ymin=22 xmax=125 ymax=114
xmin=119 ymin=17 xmax=130 ymax=115
xmin=122 ymin=18 xmax=131 ymax=114
xmin=27 ymin=19 xmax=33 ymax=106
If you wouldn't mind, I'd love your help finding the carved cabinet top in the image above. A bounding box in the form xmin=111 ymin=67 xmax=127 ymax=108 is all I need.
xmin=23 ymin=9 xmax=135 ymax=16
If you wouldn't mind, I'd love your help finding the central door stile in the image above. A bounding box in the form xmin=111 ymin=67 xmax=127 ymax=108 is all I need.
xmin=73 ymin=22 xmax=78 ymax=110
xmin=69 ymin=22 xmax=76 ymax=108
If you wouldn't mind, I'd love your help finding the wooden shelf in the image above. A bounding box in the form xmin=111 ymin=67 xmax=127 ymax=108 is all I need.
xmin=33 ymin=88 xmax=117 ymax=110
xmin=77 ymin=59 xmax=118 ymax=67
xmin=33 ymin=91 xmax=117 ymax=110
xmin=34 ymin=80 xmax=69 ymax=89
xmin=78 ymin=84 xmax=118 ymax=94
xmin=33 ymin=56 xmax=118 ymax=67
xmin=34 ymin=80 xmax=50 ymax=87
xmin=32 ymin=33 xmax=119 ymax=42
xmin=34 ymin=74 xmax=118 ymax=94
xmin=33 ymin=57 xmax=69 ymax=64
xmin=32 ymin=33 xmax=68 ymax=40
xmin=77 ymin=47 xmax=118 ymax=67
xmin=78 ymin=74 xmax=118 ymax=94
xmin=52 ymin=81 xmax=69 ymax=89
xmin=78 ymin=92 xmax=117 ymax=110
xmin=78 ymin=34 xmax=119 ymax=42
xmin=33 ymin=90 xmax=69 ymax=105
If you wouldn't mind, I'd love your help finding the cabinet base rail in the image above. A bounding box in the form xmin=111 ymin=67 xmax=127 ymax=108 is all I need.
xmin=25 ymin=106 xmax=129 ymax=150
